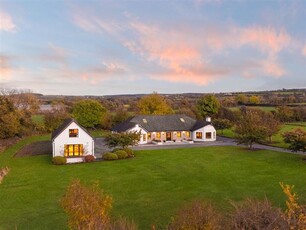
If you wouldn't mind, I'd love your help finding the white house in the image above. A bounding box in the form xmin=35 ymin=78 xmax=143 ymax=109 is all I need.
xmin=112 ymin=114 xmax=216 ymax=144
xmin=52 ymin=119 xmax=95 ymax=163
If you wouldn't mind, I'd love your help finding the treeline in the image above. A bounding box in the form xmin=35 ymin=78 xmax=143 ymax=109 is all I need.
xmin=1 ymin=89 xmax=305 ymax=140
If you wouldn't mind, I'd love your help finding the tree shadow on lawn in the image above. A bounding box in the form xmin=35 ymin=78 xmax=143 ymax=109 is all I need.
xmin=14 ymin=141 xmax=52 ymax=157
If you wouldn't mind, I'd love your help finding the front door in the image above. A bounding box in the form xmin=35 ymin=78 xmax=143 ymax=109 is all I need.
xmin=166 ymin=132 xmax=172 ymax=141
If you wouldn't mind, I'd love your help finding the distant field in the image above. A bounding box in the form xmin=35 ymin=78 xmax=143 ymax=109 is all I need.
xmin=31 ymin=114 xmax=45 ymax=126
xmin=90 ymin=129 xmax=111 ymax=138
xmin=0 ymin=136 xmax=305 ymax=229
xmin=229 ymin=106 xmax=276 ymax=112
xmin=218 ymin=122 xmax=306 ymax=148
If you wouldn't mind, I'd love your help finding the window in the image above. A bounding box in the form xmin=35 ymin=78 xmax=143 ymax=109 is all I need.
xmin=69 ymin=129 xmax=78 ymax=137
xmin=180 ymin=118 xmax=185 ymax=122
xmin=206 ymin=132 xmax=212 ymax=139
xmin=177 ymin=132 xmax=181 ymax=138
xmin=186 ymin=131 xmax=190 ymax=138
xmin=143 ymin=134 xmax=146 ymax=141
xmin=156 ymin=132 xmax=161 ymax=139
xmin=196 ymin=132 xmax=202 ymax=139
xmin=143 ymin=118 xmax=147 ymax=123
xmin=148 ymin=133 xmax=151 ymax=139
xmin=64 ymin=144 xmax=83 ymax=157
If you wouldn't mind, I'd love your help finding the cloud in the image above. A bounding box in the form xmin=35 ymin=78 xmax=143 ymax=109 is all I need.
xmin=0 ymin=11 xmax=17 ymax=32
xmin=40 ymin=44 xmax=70 ymax=66
xmin=302 ymin=44 xmax=306 ymax=56
xmin=71 ymin=7 xmax=296 ymax=84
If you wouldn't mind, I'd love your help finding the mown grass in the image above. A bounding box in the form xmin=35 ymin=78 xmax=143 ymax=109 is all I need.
xmin=229 ymin=106 xmax=276 ymax=112
xmin=218 ymin=122 xmax=306 ymax=149
xmin=0 ymin=136 xmax=306 ymax=229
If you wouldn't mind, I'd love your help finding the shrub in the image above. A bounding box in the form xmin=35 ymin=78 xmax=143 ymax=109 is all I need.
xmin=102 ymin=152 xmax=118 ymax=161
xmin=84 ymin=154 xmax=95 ymax=163
xmin=61 ymin=179 xmax=112 ymax=229
xmin=115 ymin=150 xmax=128 ymax=159
xmin=112 ymin=148 xmax=121 ymax=153
xmin=123 ymin=147 xmax=134 ymax=157
xmin=110 ymin=216 xmax=138 ymax=230
xmin=52 ymin=156 xmax=66 ymax=165
xmin=168 ymin=200 xmax=222 ymax=230
xmin=229 ymin=198 xmax=287 ymax=229
xmin=0 ymin=167 xmax=10 ymax=184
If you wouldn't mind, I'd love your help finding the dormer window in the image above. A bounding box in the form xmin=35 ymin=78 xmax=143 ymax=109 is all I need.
xmin=69 ymin=129 xmax=78 ymax=137
xmin=180 ymin=118 xmax=185 ymax=122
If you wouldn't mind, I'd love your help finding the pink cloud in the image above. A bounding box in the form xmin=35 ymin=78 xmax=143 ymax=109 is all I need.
xmin=0 ymin=11 xmax=16 ymax=32
xmin=302 ymin=44 xmax=306 ymax=57
xmin=40 ymin=44 xmax=70 ymax=65
xmin=262 ymin=58 xmax=285 ymax=78
xmin=238 ymin=26 xmax=291 ymax=54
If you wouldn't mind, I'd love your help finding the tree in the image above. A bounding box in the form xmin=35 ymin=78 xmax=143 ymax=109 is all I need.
xmin=213 ymin=118 xmax=232 ymax=134
xmin=283 ymin=128 xmax=306 ymax=152
xmin=234 ymin=110 xmax=267 ymax=149
xmin=137 ymin=92 xmax=173 ymax=115
xmin=249 ymin=95 xmax=261 ymax=104
xmin=262 ymin=112 xmax=280 ymax=143
xmin=61 ymin=179 xmax=112 ymax=230
xmin=105 ymin=131 xmax=141 ymax=149
xmin=276 ymin=106 xmax=294 ymax=122
xmin=235 ymin=94 xmax=248 ymax=105
xmin=196 ymin=94 xmax=220 ymax=118
xmin=72 ymin=99 xmax=106 ymax=128
xmin=0 ymin=96 xmax=21 ymax=138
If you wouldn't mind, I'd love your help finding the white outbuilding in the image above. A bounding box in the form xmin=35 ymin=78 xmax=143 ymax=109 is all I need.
xmin=52 ymin=119 xmax=95 ymax=163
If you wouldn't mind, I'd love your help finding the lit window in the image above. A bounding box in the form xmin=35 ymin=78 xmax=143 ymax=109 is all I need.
xmin=156 ymin=132 xmax=161 ymax=139
xmin=196 ymin=132 xmax=202 ymax=139
xmin=69 ymin=129 xmax=78 ymax=137
xmin=177 ymin=132 xmax=181 ymax=137
xmin=148 ymin=133 xmax=151 ymax=139
xmin=206 ymin=132 xmax=212 ymax=139
xmin=64 ymin=144 xmax=83 ymax=157
xmin=186 ymin=131 xmax=190 ymax=138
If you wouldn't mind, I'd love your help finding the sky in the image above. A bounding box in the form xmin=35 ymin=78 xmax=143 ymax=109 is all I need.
xmin=0 ymin=0 xmax=305 ymax=95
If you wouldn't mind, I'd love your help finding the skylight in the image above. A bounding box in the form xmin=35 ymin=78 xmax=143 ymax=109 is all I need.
xmin=180 ymin=118 xmax=185 ymax=122
xmin=143 ymin=118 xmax=147 ymax=123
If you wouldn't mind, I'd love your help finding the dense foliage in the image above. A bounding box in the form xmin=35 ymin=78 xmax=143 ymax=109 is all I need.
xmin=137 ymin=92 xmax=173 ymax=115
xmin=72 ymin=99 xmax=106 ymax=128
xmin=52 ymin=156 xmax=67 ymax=165
xmin=105 ymin=131 xmax=141 ymax=149
xmin=283 ymin=128 xmax=306 ymax=152
xmin=196 ymin=94 xmax=220 ymax=118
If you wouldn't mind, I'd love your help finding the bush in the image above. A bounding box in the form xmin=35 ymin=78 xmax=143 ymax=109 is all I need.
xmin=84 ymin=154 xmax=95 ymax=163
xmin=123 ymin=147 xmax=134 ymax=157
xmin=115 ymin=150 xmax=128 ymax=159
xmin=102 ymin=152 xmax=118 ymax=161
xmin=112 ymin=148 xmax=121 ymax=153
xmin=52 ymin=156 xmax=66 ymax=165
xmin=168 ymin=200 xmax=222 ymax=230
xmin=110 ymin=216 xmax=138 ymax=230
xmin=229 ymin=198 xmax=287 ymax=229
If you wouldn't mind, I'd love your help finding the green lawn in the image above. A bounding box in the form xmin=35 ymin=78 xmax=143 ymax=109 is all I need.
xmin=218 ymin=122 xmax=306 ymax=149
xmin=0 ymin=137 xmax=306 ymax=229
xmin=229 ymin=106 xmax=276 ymax=112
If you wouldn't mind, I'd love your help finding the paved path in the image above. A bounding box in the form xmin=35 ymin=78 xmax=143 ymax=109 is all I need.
xmin=94 ymin=137 xmax=305 ymax=158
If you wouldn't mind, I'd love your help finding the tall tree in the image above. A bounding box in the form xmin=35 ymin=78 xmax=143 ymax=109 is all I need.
xmin=72 ymin=99 xmax=106 ymax=128
xmin=137 ymin=92 xmax=173 ymax=115
xmin=196 ymin=94 xmax=220 ymax=118
xmin=262 ymin=112 xmax=281 ymax=143
xmin=213 ymin=118 xmax=232 ymax=134
xmin=0 ymin=96 xmax=21 ymax=138
xmin=234 ymin=110 xmax=267 ymax=149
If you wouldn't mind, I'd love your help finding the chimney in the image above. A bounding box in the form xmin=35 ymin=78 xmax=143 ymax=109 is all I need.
xmin=205 ymin=116 xmax=211 ymax=122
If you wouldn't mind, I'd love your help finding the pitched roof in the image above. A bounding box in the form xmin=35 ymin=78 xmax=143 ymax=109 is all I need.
xmin=112 ymin=114 xmax=212 ymax=132
xmin=51 ymin=118 xmax=93 ymax=140
xmin=191 ymin=120 xmax=212 ymax=131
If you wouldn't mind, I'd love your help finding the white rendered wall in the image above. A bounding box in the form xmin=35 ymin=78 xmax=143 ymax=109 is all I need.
xmin=52 ymin=122 xmax=94 ymax=158
xmin=192 ymin=125 xmax=216 ymax=142
xmin=128 ymin=125 xmax=148 ymax=144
